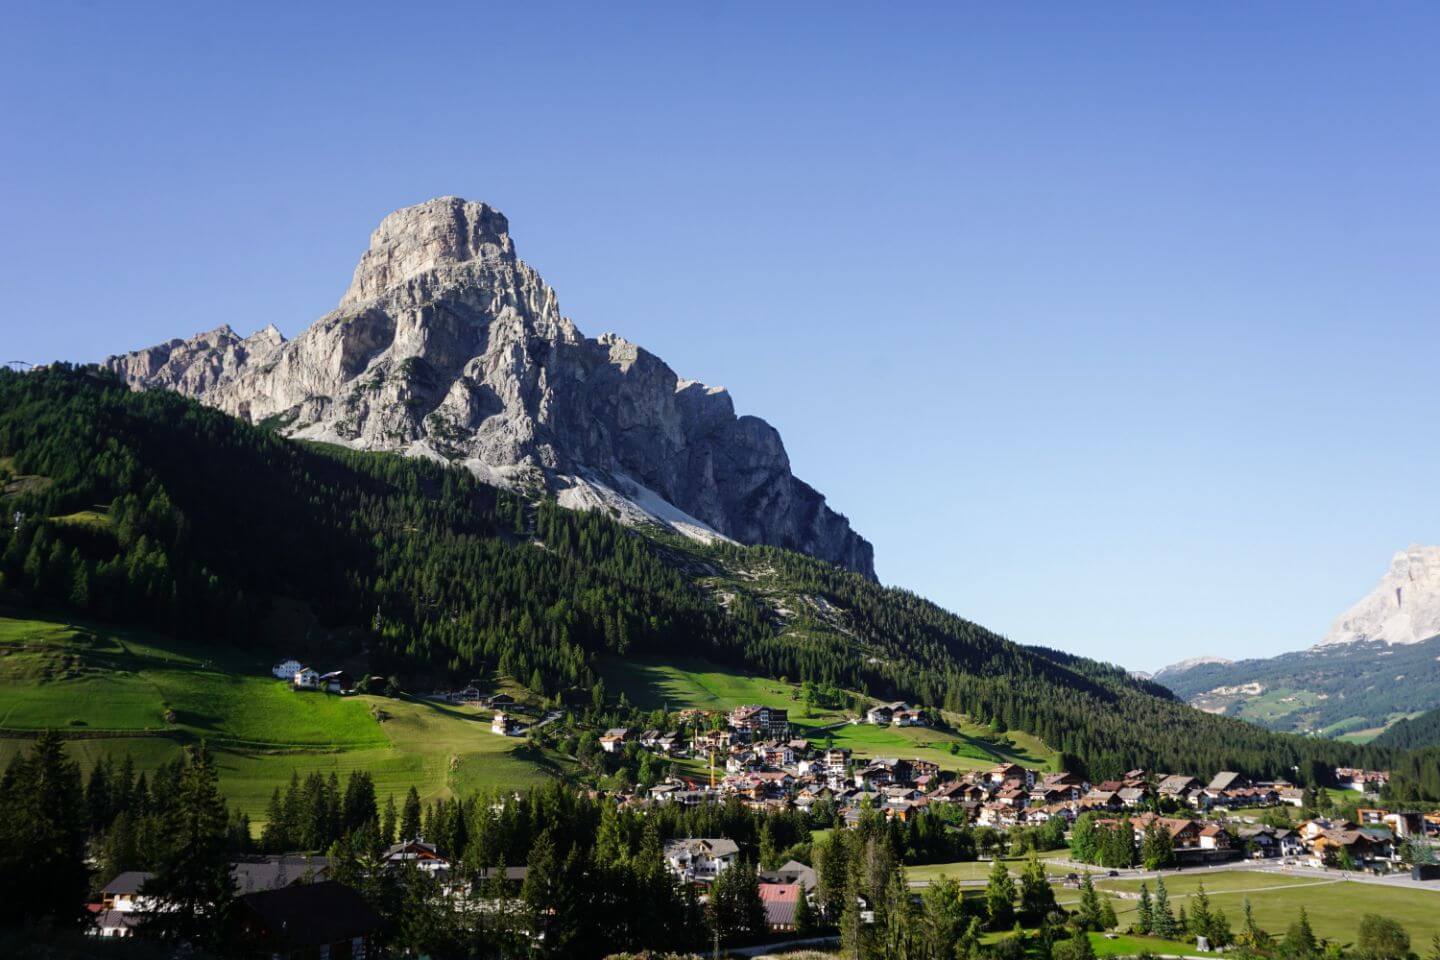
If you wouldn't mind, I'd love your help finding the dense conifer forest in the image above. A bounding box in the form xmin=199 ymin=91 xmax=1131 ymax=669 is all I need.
xmin=0 ymin=366 xmax=1415 ymax=784
xmin=1371 ymin=707 xmax=1440 ymax=752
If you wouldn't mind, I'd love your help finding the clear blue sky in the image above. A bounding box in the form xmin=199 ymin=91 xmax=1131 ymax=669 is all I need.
xmin=4 ymin=3 xmax=1437 ymax=671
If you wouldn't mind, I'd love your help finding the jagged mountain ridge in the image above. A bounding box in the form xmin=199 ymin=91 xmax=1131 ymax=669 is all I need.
xmin=105 ymin=197 xmax=875 ymax=577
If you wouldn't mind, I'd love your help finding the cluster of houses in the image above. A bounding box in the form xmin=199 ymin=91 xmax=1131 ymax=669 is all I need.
xmin=631 ymin=745 xmax=1434 ymax=874
xmin=272 ymin=658 xmax=353 ymax=694
xmin=864 ymin=700 xmax=927 ymax=726
xmin=92 ymin=854 xmax=385 ymax=956
xmin=1335 ymin=767 xmax=1391 ymax=792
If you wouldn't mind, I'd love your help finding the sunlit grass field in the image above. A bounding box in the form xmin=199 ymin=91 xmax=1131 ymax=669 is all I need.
xmin=0 ymin=611 xmax=573 ymax=818
xmin=1099 ymin=870 xmax=1440 ymax=945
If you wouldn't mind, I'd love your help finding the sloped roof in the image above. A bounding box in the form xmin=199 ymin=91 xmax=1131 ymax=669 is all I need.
xmin=237 ymin=881 xmax=384 ymax=948
xmin=101 ymin=871 xmax=153 ymax=895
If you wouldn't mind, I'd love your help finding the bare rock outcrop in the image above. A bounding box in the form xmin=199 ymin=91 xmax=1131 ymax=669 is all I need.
xmin=1318 ymin=544 xmax=1440 ymax=647
xmin=106 ymin=197 xmax=875 ymax=577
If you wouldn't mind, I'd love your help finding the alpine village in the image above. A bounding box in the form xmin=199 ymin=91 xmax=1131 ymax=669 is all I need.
xmin=5 ymin=9 xmax=1440 ymax=959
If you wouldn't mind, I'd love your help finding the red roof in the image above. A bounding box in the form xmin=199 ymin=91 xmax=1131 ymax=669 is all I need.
xmin=758 ymin=882 xmax=800 ymax=902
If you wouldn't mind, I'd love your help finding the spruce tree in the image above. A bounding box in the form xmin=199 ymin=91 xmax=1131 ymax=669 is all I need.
xmin=140 ymin=744 xmax=234 ymax=947
xmin=381 ymin=793 xmax=398 ymax=844
xmin=0 ymin=731 xmax=89 ymax=927
xmin=1282 ymin=906 xmax=1319 ymax=959
xmin=400 ymin=785 xmax=422 ymax=840
xmin=1020 ymin=852 xmax=1056 ymax=919
xmin=1152 ymin=876 xmax=1176 ymax=940
xmin=985 ymin=857 xmax=1016 ymax=930
xmin=1190 ymin=882 xmax=1213 ymax=940
xmin=793 ymin=885 xmax=815 ymax=936
xmin=1137 ymin=882 xmax=1153 ymax=935
xmin=1075 ymin=874 xmax=1103 ymax=931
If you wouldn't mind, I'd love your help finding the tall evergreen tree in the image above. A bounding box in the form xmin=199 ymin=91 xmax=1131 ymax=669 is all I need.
xmin=381 ymin=793 xmax=398 ymax=845
xmin=984 ymin=857 xmax=1016 ymax=930
xmin=139 ymin=744 xmax=234 ymax=947
xmin=1075 ymin=874 xmax=1104 ymax=932
xmin=1020 ymin=853 xmax=1056 ymax=920
xmin=0 ymin=731 xmax=89 ymax=928
xmin=1152 ymin=876 xmax=1177 ymax=940
xmin=401 ymin=785 xmax=422 ymax=841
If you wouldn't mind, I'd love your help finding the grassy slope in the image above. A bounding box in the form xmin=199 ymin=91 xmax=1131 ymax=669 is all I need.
xmin=1099 ymin=871 xmax=1440 ymax=945
xmin=0 ymin=612 xmax=572 ymax=818
xmin=602 ymin=656 xmax=1057 ymax=773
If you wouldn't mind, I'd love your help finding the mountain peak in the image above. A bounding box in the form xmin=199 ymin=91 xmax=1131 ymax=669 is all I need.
xmin=1318 ymin=544 xmax=1440 ymax=646
xmin=105 ymin=197 xmax=875 ymax=578
xmin=341 ymin=197 xmax=513 ymax=306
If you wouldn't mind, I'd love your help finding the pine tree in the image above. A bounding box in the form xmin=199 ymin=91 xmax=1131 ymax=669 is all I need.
xmin=1152 ymin=876 xmax=1177 ymax=940
xmin=260 ymin=787 xmax=288 ymax=852
xmin=985 ymin=857 xmax=1016 ymax=930
xmin=1190 ymin=882 xmax=1213 ymax=941
xmin=522 ymin=829 xmax=579 ymax=957
xmin=794 ymin=886 xmax=815 ymax=936
xmin=0 ymin=731 xmax=89 ymax=927
xmin=1020 ymin=852 xmax=1056 ymax=920
xmin=921 ymin=877 xmax=967 ymax=960
xmin=759 ymin=819 xmax=779 ymax=870
xmin=400 ymin=785 xmax=422 ymax=840
xmin=1137 ymin=882 xmax=1153 ymax=935
xmin=879 ymin=867 xmax=916 ymax=960
xmin=1282 ymin=906 xmax=1319 ymax=959
xmin=381 ymin=793 xmax=397 ymax=844
xmin=1075 ymin=874 xmax=1103 ymax=931
xmin=711 ymin=859 xmax=767 ymax=945
xmin=139 ymin=744 xmax=235 ymax=946
xmin=1238 ymin=897 xmax=1270 ymax=950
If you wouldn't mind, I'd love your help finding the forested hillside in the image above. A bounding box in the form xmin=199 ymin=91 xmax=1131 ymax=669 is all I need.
xmin=0 ymin=366 xmax=1385 ymax=781
xmin=1155 ymin=637 xmax=1440 ymax=737
xmin=1373 ymin=706 xmax=1440 ymax=751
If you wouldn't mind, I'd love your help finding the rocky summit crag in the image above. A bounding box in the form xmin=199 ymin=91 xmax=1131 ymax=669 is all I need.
xmin=106 ymin=197 xmax=875 ymax=577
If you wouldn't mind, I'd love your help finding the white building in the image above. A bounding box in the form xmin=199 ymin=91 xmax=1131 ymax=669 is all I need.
xmin=293 ymin=667 xmax=321 ymax=690
xmin=663 ymin=838 xmax=739 ymax=882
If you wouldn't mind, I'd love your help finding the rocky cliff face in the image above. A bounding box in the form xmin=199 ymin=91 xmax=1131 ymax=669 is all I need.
xmin=106 ymin=197 xmax=875 ymax=577
xmin=1318 ymin=544 xmax=1440 ymax=646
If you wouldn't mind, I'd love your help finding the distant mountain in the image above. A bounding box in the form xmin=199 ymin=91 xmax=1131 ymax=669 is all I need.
xmin=1153 ymin=547 xmax=1440 ymax=738
xmin=1152 ymin=655 xmax=1234 ymax=681
xmin=1318 ymin=545 xmax=1440 ymax=647
xmin=105 ymin=197 xmax=875 ymax=577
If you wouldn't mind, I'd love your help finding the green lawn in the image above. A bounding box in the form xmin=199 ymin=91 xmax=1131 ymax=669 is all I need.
xmin=600 ymin=656 xmax=846 ymax=720
xmin=0 ymin=611 xmax=574 ymax=819
xmin=908 ymin=851 xmax=1075 ymax=884
xmin=1090 ymin=933 xmax=1219 ymax=957
xmin=602 ymin=655 xmax=1056 ymax=774
xmin=805 ymin=717 xmax=1052 ymax=772
xmin=1099 ymin=870 xmax=1440 ymax=944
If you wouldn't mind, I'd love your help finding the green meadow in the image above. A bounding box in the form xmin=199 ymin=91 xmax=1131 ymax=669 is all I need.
xmin=0 ymin=612 xmax=572 ymax=819
xmin=1099 ymin=870 xmax=1440 ymax=946
xmin=602 ymin=655 xmax=1056 ymax=774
